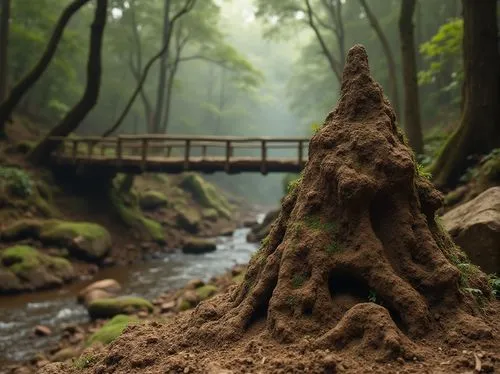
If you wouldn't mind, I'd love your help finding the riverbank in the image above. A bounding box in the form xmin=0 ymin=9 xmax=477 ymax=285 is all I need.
xmin=0 ymin=226 xmax=258 ymax=372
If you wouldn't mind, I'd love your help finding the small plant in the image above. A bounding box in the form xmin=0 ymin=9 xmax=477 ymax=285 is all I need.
xmin=304 ymin=215 xmax=337 ymax=234
xmin=368 ymin=290 xmax=377 ymax=303
xmin=416 ymin=163 xmax=432 ymax=180
xmin=292 ymin=274 xmax=307 ymax=288
xmin=490 ymin=274 xmax=500 ymax=299
xmin=0 ymin=167 xmax=34 ymax=198
xmin=74 ymin=355 xmax=97 ymax=369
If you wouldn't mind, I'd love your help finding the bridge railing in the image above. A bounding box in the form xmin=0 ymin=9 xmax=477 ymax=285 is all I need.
xmin=49 ymin=135 xmax=310 ymax=173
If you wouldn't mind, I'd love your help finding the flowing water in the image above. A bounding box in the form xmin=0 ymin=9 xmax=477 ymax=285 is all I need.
xmin=0 ymin=220 xmax=262 ymax=363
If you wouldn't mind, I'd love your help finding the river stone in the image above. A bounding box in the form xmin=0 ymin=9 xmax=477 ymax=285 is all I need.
xmin=34 ymin=325 xmax=52 ymax=336
xmin=182 ymin=239 xmax=216 ymax=254
xmin=78 ymin=279 xmax=121 ymax=303
xmin=246 ymin=209 xmax=279 ymax=243
xmin=139 ymin=191 xmax=169 ymax=211
xmin=87 ymin=296 xmax=153 ymax=319
xmin=442 ymin=187 xmax=500 ymax=274
xmin=51 ymin=347 xmax=81 ymax=362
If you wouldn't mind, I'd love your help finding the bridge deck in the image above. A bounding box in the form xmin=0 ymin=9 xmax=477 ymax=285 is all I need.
xmin=49 ymin=135 xmax=311 ymax=174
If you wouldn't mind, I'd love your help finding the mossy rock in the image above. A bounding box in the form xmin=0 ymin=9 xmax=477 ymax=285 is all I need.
xmin=202 ymin=208 xmax=219 ymax=222
xmin=111 ymin=188 xmax=165 ymax=244
xmin=86 ymin=314 xmax=138 ymax=346
xmin=182 ymin=238 xmax=216 ymax=254
xmin=180 ymin=174 xmax=232 ymax=219
xmin=87 ymin=296 xmax=153 ymax=319
xmin=175 ymin=203 xmax=201 ymax=233
xmin=0 ymin=245 xmax=74 ymax=293
xmin=0 ymin=220 xmax=111 ymax=261
xmin=39 ymin=221 xmax=111 ymax=260
xmin=195 ymin=284 xmax=218 ymax=300
xmin=139 ymin=191 xmax=169 ymax=211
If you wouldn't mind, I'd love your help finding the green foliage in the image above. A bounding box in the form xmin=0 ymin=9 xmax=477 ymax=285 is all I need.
xmin=304 ymin=215 xmax=337 ymax=235
xmin=416 ymin=163 xmax=432 ymax=180
xmin=326 ymin=241 xmax=341 ymax=254
xmin=86 ymin=315 xmax=138 ymax=347
xmin=87 ymin=297 xmax=153 ymax=319
xmin=73 ymin=355 xmax=98 ymax=369
xmin=282 ymin=173 xmax=300 ymax=195
xmin=292 ymin=274 xmax=306 ymax=289
xmin=490 ymin=275 xmax=500 ymax=299
xmin=0 ymin=167 xmax=34 ymax=198
xmin=195 ymin=284 xmax=218 ymax=300
xmin=368 ymin=290 xmax=377 ymax=303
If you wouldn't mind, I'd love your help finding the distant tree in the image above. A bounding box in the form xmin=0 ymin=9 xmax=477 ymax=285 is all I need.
xmin=359 ymin=0 xmax=401 ymax=119
xmin=399 ymin=0 xmax=423 ymax=154
xmin=29 ymin=0 xmax=108 ymax=163
xmin=0 ymin=0 xmax=91 ymax=139
xmin=431 ymin=0 xmax=500 ymax=187
xmin=0 ymin=0 xmax=10 ymax=104
xmin=257 ymin=0 xmax=346 ymax=83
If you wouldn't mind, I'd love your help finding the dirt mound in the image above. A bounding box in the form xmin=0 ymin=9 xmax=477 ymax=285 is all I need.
xmin=40 ymin=44 xmax=498 ymax=374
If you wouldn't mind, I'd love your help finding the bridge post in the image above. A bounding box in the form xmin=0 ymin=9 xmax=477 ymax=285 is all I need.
xmin=87 ymin=140 xmax=93 ymax=161
xmin=141 ymin=138 xmax=148 ymax=171
xmin=72 ymin=140 xmax=78 ymax=164
xmin=298 ymin=140 xmax=303 ymax=169
xmin=184 ymin=139 xmax=191 ymax=170
xmin=261 ymin=140 xmax=267 ymax=175
xmin=202 ymin=145 xmax=207 ymax=160
xmin=225 ymin=140 xmax=231 ymax=173
xmin=116 ymin=136 xmax=123 ymax=169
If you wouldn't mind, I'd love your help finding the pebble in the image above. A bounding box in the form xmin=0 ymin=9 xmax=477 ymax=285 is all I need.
xmin=34 ymin=325 xmax=52 ymax=337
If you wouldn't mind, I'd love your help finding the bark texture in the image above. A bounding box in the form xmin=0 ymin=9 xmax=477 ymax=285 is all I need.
xmin=187 ymin=45 xmax=491 ymax=361
xmin=28 ymin=0 xmax=108 ymax=164
xmin=431 ymin=0 xmax=500 ymax=187
xmin=399 ymin=0 xmax=423 ymax=154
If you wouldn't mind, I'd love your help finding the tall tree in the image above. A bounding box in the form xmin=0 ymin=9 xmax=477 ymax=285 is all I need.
xmin=359 ymin=0 xmax=401 ymax=118
xmin=257 ymin=0 xmax=346 ymax=83
xmin=0 ymin=0 xmax=91 ymax=139
xmin=399 ymin=0 xmax=423 ymax=154
xmin=431 ymin=0 xmax=500 ymax=187
xmin=29 ymin=0 xmax=108 ymax=163
xmin=0 ymin=0 xmax=10 ymax=104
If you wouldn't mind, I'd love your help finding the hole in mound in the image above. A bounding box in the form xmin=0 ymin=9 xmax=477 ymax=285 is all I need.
xmin=328 ymin=270 xmax=371 ymax=302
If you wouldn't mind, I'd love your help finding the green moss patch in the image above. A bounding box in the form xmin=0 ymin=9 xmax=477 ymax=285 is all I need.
xmin=139 ymin=191 xmax=169 ymax=211
xmin=174 ymin=203 xmax=201 ymax=233
xmin=195 ymin=284 xmax=218 ymax=300
xmin=87 ymin=296 xmax=153 ymax=319
xmin=180 ymin=173 xmax=232 ymax=219
xmin=86 ymin=314 xmax=138 ymax=346
xmin=110 ymin=188 xmax=165 ymax=244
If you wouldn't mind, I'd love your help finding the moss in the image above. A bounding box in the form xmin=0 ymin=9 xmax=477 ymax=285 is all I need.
xmin=195 ymin=284 xmax=218 ymax=300
xmin=326 ymin=241 xmax=342 ymax=254
xmin=86 ymin=314 xmax=138 ymax=346
xmin=0 ymin=219 xmax=42 ymax=240
xmin=74 ymin=355 xmax=98 ymax=369
xmin=202 ymin=208 xmax=219 ymax=221
xmin=292 ymin=274 xmax=306 ymax=289
xmin=174 ymin=203 xmax=201 ymax=233
xmin=1 ymin=245 xmax=72 ymax=277
xmin=232 ymin=272 xmax=245 ymax=284
xmin=179 ymin=299 xmax=192 ymax=311
xmin=139 ymin=190 xmax=169 ymax=210
xmin=304 ymin=215 xmax=337 ymax=234
xmin=180 ymin=173 xmax=232 ymax=219
xmin=0 ymin=167 xmax=34 ymax=198
xmin=88 ymin=296 xmax=153 ymax=319
xmin=111 ymin=188 xmax=165 ymax=244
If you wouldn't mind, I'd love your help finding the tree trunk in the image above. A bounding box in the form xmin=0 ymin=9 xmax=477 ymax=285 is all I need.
xmin=359 ymin=0 xmax=401 ymax=120
xmin=0 ymin=0 xmax=91 ymax=139
xmin=152 ymin=0 xmax=171 ymax=133
xmin=0 ymin=0 xmax=10 ymax=104
xmin=28 ymin=0 xmax=108 ymax=164
xmin=399 ymin=0 xmax=424 ymax=154
xmin=431 ymin=0 xmax=500 ymax=188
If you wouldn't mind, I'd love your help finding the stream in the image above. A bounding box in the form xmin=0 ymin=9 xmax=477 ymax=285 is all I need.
xmin=0 ymin=220 xmax=262 ymax=363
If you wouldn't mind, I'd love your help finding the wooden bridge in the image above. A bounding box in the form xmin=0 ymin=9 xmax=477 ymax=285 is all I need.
xmin=49 ymin=135 xmax=310 ymax=174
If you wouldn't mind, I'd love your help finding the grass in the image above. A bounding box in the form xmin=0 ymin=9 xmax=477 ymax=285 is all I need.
xmin=195 ymin=284 xmax=218 ymax=300
xmin=326 ymin=241 xmax=342 ymax=254
xmin=74 ymin=355 xmax=98 ymax=369
xmin=304 ymin=215 xmax=337 ymax=234
xmin=1 ymin=245 xmax=72 ymax=275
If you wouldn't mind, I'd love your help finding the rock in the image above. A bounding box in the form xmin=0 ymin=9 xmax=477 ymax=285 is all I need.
xmin=78 ymin=279 xmax=121 ymax=303
xmin=139 ymin=191 xmax=169 ymax=210
xmin=243 ymin=220 xmax=258 ymax=229
xmin=82 ymin=289 xmax=114 ymax=307
xmin=195 ymin=284 xmax=218 ymax=300
xmin=137 ymin=311 xmax=149 ymax=318
xmin=220 ymin=228 xmax=234 ymax=237
xmin=442 ymin=187 xmax=500 ymax=274
xmin=86 ymin=314 xmax=138 ymax=346
xmin=246 ymin=209 xmax=279 ymax=243
xmin=186 ymin=279 xmax=205 ymax=289
xmin=51 ymin=347 xmax=81 ymax=362
xmin=182 ymin=239 xmax=216 ymax=254
xmin=175 ymin=204 xmax=201 ymax=234
xmin=34 ymin=325 xmax=52 ymax=336
xmin=160 ymin=300 xmax=176 ymax=313
xmin=87 ymin=296 xmax=154 ymax=319
xmin=0 ymin=246 xmax=74 ymax=293
xmin=184 ymin=290 xmax=199 ymax=304
xmin=202 ymin=208 xmax=219 ymax=222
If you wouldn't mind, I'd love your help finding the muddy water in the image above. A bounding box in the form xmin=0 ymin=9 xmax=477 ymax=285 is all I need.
xmin=0 ymin=222 xmax=262 ymax=363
